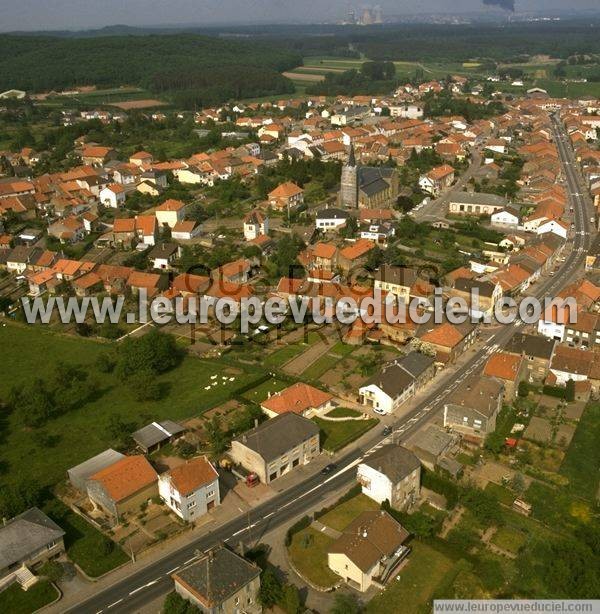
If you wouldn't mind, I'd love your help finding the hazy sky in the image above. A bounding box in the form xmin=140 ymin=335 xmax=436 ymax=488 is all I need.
xmin=2 ymin=0 xmax=600 ymax=32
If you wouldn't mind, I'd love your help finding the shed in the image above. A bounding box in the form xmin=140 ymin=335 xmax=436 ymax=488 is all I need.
xmin=132 ymin=420 xmax=186 ymax=453
xmin=67 ymin=449 xmax=125 ymax=492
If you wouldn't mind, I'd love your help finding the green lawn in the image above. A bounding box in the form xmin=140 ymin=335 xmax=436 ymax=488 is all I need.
xmin=318 ymin=494 xmax=379 ymax=532
xmin=240 ymin=377 xmax=289 ymax=404
xmin=491 ymin=526 xmax=527 ymax=555
xmin=44 ymin=499 xmax=129 ymax=577
xmin=560 ymin=403 xmax=600 ymax=501
xmin=366 ymin=543 xmax=457 ymax=614
xmin=485 ymin=482 xmax=515 ymax=506
xmin=312 ymin=417 xmax=379 ymax=453
xmin=287 ymin=527 xmax=339 ymax=588
xmin=325 ymin=407 xmax=362 ymax=418
xmin=302 ymin=353 xmax=339 ymax=380
xmin=0 ymin=580 xmax=59 ymax=614
xmin=329 ymin=341 xmax=356 ymax=357
xmin=263 ymin=343 xmax=305 ymax=367
xmin=0 ymin=323 xmax=263 ymax=489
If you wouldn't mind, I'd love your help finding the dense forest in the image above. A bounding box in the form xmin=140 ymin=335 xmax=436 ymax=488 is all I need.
xmin=0 ymin=34 xmax=300 ymax=107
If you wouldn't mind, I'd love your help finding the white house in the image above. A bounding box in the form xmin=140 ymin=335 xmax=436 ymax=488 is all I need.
xmin=359 ymin=362 xmax=415 ymax=415
xmin=360 ymin=222 xmax=395 ymax=245
xmin=491 ymin=207 xmax=521 ymax=229
xmin=99 ymin=184 xmax=126 ymax=208
xmin=357 ymin=444 xmax=421 ymax=511
xmin=172 ymin=220 xmax=202 ymax=241
xmin=149 ymin=243 xmax=181 ymax=271
xmin=155 ymin=199 xmax=187 ymax=229
xmin=243 ymin=210 xmax=269 ymax=241
xmin=389 ymin=104 xmax=423 ymax=119
xmin=315 ymin=207 xmax=350 ymax=232
xmin=158 ymin=456 xmax=220 ymax=522
xmin=537 ymin=219 xmax=569 ymax=240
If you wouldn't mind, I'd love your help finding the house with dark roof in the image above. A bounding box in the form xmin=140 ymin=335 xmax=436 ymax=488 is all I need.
xmin=406 ymin=426 xmax=460 ymax=474
xmin=229 ymin=413 xmax=320 ymax=484
xmin=443 ymin=376 xmax=504 ymax=443
xmin=504 ymin=333 xmax=556 ymax=382
xmin=172 ymin=545 xmax=261 ymax=613
xmin=315 ymin=207 xmax=350 ymax=232
xmin=0 ymin=508 xmax=65 ymax=580
xmin=327 ymin=510 xmax=410 ymax=592
xmin=358 ymin=352 xmax=435 ymax=415
xmin=359 ymin=361 xmax=415 ymax=415
xmin=357 ymin=445 xmax=421 ymax=511
xmin=158 ymin=456 xmax=219 ymax=522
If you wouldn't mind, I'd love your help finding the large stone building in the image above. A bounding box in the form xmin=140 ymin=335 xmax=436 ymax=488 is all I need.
xmin=339 ymin=146 xmax=398 ymax=209
xmin=229 ymin=413 xmax=320 ymax=484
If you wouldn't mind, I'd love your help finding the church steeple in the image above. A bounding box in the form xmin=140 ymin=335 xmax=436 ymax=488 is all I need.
xmin=339 ymin=144 xmax=359 ymax=209
xmin=348 ymin=143 xmax=356 ymax=167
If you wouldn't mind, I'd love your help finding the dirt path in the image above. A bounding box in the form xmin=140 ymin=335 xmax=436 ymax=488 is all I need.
xmin=439 ymin=505 xmax=465 ymax=539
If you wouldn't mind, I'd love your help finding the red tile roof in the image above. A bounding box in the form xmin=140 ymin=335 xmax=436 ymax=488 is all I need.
xmin=167 ymin=456 xmax=218 ymax=496
xmin=261 ymin=382 xmax=333 ymax=415
xmin=90 ymin=456 xmax=157 ymax=502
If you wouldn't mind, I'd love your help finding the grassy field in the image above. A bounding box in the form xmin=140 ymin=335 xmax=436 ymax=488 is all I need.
xmin=240 ymin=377 xmax=289 ymax=404
xmin=287 ymin=527 xmax=339 ymax=588
xmin=263 ymin=343 xmax=305 ymax=368
xmin=0 ymin=322 xmax=262 ymax=489
xmin=312 ymin=417 xmax=379 ymax=453
xmin=366 ymin=543 xmax=458 ymax=614
xmin=0 ymin=580 xmax=59 ymax=614
xmin=560 ymin=403 xmax=600 ymax=501
xmin=491 ymin=526 xmax=527 ymax=555
xmin=44 ymin=499 xmax=129 ymax=577
xmin=318 ymin=494 xmax=378 ymax=532
xmin=485 ymin=482 xmax=515 ymax=506
xmin=302 ymin=353 xmax=340 ymax=380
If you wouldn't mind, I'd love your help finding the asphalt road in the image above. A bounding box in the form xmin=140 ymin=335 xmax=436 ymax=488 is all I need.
xmin=66 ymin=117 xmax=593 ymax=614
xmin=412 ymin=148 xmax=482 ymax=223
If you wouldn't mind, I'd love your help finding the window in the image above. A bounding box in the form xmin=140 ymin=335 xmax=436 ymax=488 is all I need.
xmin=206 ymin=490 xmax=215 ymax=498
xmin=187 ymin=501 xmax=197 ymax=509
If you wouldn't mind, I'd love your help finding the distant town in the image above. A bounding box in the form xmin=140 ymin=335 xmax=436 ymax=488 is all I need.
xmin=0 ymin=17 xmax=599 ymax=614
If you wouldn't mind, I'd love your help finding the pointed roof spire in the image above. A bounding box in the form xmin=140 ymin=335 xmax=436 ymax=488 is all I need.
xmin=348 ymin=143 xmax=356 ymax=167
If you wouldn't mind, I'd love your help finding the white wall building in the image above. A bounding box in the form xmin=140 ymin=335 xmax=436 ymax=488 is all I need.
xmin=158 ymin=456 xmax=220 ymax=522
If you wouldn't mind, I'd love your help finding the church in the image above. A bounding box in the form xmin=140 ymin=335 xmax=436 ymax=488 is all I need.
xmin=338 ymin=145 xmax=399 ymax=209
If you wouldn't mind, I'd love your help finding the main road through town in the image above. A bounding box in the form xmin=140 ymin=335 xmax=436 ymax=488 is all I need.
xmin=66 ymin=117 xmax=594 ymax=613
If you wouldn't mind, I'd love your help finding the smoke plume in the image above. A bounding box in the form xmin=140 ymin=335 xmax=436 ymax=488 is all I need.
xmin=483 ymin=0 xmax=516 ymax=11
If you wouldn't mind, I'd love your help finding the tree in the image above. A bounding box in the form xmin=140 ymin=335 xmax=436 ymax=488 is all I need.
xmin=280 ymin=584 xmax=302 ymax=614
xmin=206 ymin=416 xmax=227 ymax=456
xmin=330 ymin=593 xmax=362 ymax=614
xmin=128 ymin=370 xmax=163 ymax=402
xmin=10 ymin=379 xmax=56 ymax=428
xmin=258 ymin=568 xmax=283 ymax=608
xmin=96 ymin=352 xmax=116 ymax=374
xmin=0 ymin=477 xmax=43 ymax=518
xmin=115 ymin=329 xmax=181 ymax=380
xmin=162 ymin=591 xmax=201 ymax=614
xmin=364 ymin=247 xmax=384 ymax=272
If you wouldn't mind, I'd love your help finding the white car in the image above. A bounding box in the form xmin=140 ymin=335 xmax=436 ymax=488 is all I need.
xmin=373 ymin=407 xmax=388 ymax=416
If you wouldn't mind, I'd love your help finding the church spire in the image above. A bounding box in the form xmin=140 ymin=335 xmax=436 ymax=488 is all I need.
xmin=348 ymin=143 xmax=356 ymax=167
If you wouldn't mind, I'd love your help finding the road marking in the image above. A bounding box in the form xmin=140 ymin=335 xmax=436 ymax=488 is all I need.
xmin=184 ymin=557 xmax=197 ymax=565
xmin=129 ymin=586 xmax=145 ymax=596
xmin=166 ymin=566 xmax=180 ymax=575
xmin=107 ymin=599 xmax=123 ymax=608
